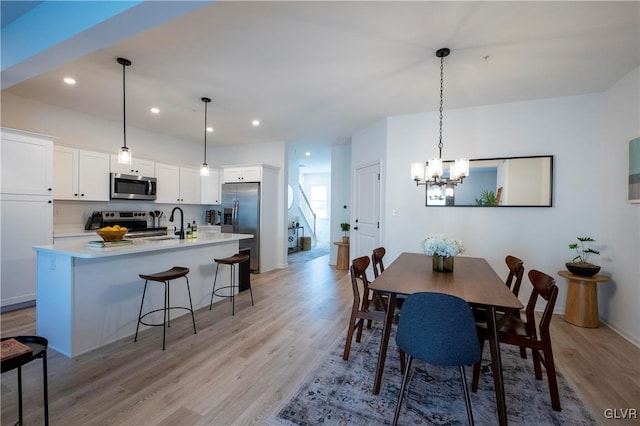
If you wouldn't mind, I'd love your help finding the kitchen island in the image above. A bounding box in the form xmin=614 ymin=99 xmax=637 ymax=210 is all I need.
xmin=33 ymin=232 xmax=252 ymax=357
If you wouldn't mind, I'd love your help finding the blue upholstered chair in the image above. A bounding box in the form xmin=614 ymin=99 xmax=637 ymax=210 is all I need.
xmin=393 ymin=292 xmax=481 ymax=426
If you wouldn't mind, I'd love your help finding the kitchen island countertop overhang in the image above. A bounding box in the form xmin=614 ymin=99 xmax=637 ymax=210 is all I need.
xmin=33 ymin=233 xmax=253 ymax=357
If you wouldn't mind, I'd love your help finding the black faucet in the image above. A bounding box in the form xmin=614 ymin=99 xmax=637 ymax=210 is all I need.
xmin=169 ymin=207 xmax=185 ymax=239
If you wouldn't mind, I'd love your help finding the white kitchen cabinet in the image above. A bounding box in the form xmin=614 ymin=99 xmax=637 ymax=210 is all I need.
xmin=179 ymin=167 xmax=201 ymax=204
xmin=109 ymin=155 xmax=155 ymax=177
xmin=223 ymin=166 xmax=262 ymax=183
xmin=1 ymin=128 xmax=54 ymax=195
xmin=201 ymin=168 xmax=221 ymax=204
xmin=155 ymin=163 xmax=201 ymax=204
xmin=53 ymin=146 xmax=110 ymax=201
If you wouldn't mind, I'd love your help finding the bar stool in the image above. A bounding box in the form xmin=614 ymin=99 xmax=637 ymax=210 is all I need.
xmin=210 ymin=253 xmax=253 ymax=315
xmin=1 ymin=336 xmax=49 ymax=426
xmin=135 ymin=266 xmax=197 ymax=350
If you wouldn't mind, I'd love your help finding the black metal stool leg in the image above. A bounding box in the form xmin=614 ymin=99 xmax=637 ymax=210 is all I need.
xmin=17 ymin=365 xmax=23 ymax=425
xmin=43 ymin=350 xmax=49 ymax=426
xmin=135 ymin=281 xmax=149 ymax=342
xmin=210 ymin=263 xmax=220 ymax=310
xmin=231 ymin=264 xmax=236 ymax=316
xmin=185 ymin=276 xmax=197 ymax=334
xmin=162 ymin=281 xmax=168 ymax=351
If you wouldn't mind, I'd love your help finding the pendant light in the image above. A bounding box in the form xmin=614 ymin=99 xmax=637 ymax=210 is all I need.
xmin=411 ymin=48 xmax=469 ymax=187
xmin=200 ymin=97 xmax=211 ymax=176
xmin=117 ymin=57 xmax=133 ymax=164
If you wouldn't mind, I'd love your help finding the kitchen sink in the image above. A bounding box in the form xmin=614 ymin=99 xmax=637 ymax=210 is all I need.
xmin=144 ymin=235 xmax=179 ymax=241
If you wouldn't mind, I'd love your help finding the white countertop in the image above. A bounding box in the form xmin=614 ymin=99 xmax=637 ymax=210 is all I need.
xmin=34 ymin=232 xmax=252 ymax=259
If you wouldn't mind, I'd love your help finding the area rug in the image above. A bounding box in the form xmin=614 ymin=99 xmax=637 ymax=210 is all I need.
xmin=268 ymin=324 xmax=598 ymax=426
xmin=288 ymin=242 xmax=330 ymax=263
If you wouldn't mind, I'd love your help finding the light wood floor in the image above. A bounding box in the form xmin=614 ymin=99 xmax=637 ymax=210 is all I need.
xmin=1 ymin=255 xmax=638 ymax=425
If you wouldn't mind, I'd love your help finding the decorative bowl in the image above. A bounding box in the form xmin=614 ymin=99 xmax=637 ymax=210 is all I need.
xmin=96 ymin=229 xmax=128 ymax=242
xmin=565 ymin=262 xmax=600 ymax=277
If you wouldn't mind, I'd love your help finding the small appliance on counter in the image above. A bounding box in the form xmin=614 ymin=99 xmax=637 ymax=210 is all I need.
xmin=85 ymin=211 xmax=103 ymax=230
xmin=205 ymin=209 xmax=221 ymax=225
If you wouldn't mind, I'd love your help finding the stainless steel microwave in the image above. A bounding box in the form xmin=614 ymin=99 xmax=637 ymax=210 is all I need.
xmin=110 ymin=173 xmax=157 ymax=200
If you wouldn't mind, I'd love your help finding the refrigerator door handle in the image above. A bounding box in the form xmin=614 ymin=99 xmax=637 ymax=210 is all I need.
xmin=233 ymin=199 xmax=239 ymax=233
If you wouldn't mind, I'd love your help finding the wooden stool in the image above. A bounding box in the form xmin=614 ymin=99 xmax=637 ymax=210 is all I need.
xmin=135 ymin=266 xmax=197 ymax=350
xmin=1 ymin=336 xmax=49 ymax=426
xmin=210 ymin=253 xmax=253 ymax=316
xmin=558 ymin=270 xmax=609 ymax=328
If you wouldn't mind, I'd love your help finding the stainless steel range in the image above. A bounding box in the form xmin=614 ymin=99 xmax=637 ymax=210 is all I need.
xmin=88 ymin=210 xmax=168 ymax=238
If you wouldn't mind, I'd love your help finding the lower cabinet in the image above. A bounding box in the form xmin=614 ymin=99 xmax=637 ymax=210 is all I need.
xmin=1 ymin=194 xmax=53 ymax=307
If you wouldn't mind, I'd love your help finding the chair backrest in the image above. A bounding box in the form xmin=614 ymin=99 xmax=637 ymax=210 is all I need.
xmin=350 ymin=256 xmax=372 ymax=310
xmin=396 ymin=292 xmax=480 ymax=367
xmin=371 ymin=247 xmax=386 ymax=278
xmin=505 ymin=255 xmax=525 ymax=297
xmin=524 ymin=270 xmax=558 ymax=342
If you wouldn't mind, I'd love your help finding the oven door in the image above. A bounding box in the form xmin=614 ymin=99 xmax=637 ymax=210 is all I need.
xmin=110 ymin=173 xmax=157 ymax=200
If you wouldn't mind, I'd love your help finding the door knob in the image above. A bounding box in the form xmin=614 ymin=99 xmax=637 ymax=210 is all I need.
xmin=353 ymin=227 xmax=359 ymax=230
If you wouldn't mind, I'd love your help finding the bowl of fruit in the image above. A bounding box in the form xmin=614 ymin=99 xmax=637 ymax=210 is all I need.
xmin=96 ymin=225 xmax=128 ymax=242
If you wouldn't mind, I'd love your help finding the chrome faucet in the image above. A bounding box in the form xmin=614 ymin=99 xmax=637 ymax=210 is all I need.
xmin=169 ymin=207 xmax=185 ymax=239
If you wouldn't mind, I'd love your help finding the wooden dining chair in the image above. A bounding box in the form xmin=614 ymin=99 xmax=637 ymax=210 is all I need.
xmin=371 ymin=247 xmax=386 ymax=278
xmin=343 ymin=256 xmax=386 ymax=360
xmin=393 ymin=292 xmax=481 ymax=426
xmin=473 ymin=255 xmax=524 ymax=323
xmin=471 ymin=269 xmax=561 ymax=411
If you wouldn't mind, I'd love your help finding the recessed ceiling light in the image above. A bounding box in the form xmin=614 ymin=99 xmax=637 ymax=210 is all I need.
xmin=63 ymin=77 xmax=76 ymax=85
xmin=150 ymin=107 xmax=160 ymax=114
xmin=206 ymin=127 xmax=213 ymax=132
xmin=305 ymin=152 xmax=311 ymax=156
xmin=252 ymin=119 xmax=260 ymax=127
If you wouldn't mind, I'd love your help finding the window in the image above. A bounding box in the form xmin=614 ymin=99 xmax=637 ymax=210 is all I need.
xmin=310 ymin=185 xmax=328 ymax=219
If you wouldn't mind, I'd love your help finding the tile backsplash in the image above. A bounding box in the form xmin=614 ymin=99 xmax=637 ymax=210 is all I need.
xmin=54 ymin=200 xmax=212 ymax=229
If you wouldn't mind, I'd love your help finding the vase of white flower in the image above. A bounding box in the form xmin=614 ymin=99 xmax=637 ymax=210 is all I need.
xmin=422 ymin=234 xmax=465 ymax=273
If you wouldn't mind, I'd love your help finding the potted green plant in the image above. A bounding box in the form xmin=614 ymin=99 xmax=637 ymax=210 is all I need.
xmin=474 ymin=189 xmax=497 ymax=206
xmin=566 ymin=236 xmax=601 ymax=277
xmin=340 ymin=222 xmax=350 ymax=243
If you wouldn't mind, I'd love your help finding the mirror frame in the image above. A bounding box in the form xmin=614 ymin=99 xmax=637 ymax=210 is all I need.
xmin=425 ymin=155 xmax=553 ymax=207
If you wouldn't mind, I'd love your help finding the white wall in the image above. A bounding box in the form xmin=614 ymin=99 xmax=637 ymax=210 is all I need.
xmin=330 ymin=144 xmax=351 ymax=265
xmin=601 ymin=67 xmax=640 ymax=343
xmin=354 ymin=73 xmax=639 ymax=346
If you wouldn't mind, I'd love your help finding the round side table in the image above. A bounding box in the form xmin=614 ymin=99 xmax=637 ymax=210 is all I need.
xmin=334 ymin=242 xmax=350 ymax=270
xmin=558 ymin=270 xmax=609 ymax=328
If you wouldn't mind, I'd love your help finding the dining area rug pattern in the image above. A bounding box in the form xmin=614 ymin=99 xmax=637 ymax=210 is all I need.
xmin=268 ymin=324 xmax=597 ymax=426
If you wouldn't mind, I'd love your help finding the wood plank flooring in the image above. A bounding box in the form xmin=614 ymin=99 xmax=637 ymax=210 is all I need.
xmin=1 ymin=255 xmax=638 ymax=425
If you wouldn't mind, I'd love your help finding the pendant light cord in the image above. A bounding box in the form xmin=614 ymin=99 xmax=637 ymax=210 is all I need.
xmin=438 ymin=54 xmax=444 ymax=159
xmin=122 ymin=61 xmax=127 ymax=149
xmin=203 ymin=100 xmax=208 ymax=161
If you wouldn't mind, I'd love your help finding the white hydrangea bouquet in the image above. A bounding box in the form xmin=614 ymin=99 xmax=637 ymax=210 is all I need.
xmin=422 ymin=234 xmax=465 ymax=257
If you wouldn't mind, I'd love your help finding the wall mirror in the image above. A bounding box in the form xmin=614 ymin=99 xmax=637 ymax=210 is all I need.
xmin=425 ymin=155 xmax=553 ymax=207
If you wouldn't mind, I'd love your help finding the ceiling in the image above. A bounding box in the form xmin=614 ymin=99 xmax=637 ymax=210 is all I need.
xmin=2 ymin=1 xmax=639 ymax=173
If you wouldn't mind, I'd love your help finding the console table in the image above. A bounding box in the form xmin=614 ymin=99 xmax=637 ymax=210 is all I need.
xmin=287 ymin=226 xmax=304 ymax=253
xmin=558 ymin=270 xmax=609 ymax=328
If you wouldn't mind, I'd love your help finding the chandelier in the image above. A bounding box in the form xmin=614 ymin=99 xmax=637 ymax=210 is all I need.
xmin=411 ymin=48 xmax=469 ymax=187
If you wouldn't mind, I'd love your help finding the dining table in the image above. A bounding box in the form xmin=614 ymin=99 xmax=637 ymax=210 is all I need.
xmin=368 ymin=253 xmax=524 ymax=426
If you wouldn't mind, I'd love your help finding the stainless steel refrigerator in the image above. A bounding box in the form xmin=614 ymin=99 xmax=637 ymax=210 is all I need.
xmin=221 ymin=182 xmax=260 ymax=272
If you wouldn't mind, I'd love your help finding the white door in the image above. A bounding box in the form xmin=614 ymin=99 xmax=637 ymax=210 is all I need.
xmin=353 ymin=163 xmax=380 ymax=263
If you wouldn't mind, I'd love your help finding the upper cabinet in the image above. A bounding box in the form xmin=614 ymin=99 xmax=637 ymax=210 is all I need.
xmin=201 ymin=168 xmax=221 ymax=205
xmin=54 ymin=146 xmax=110 ymax=201
xmin=155 ymin=163 xmax=201 ymax=204
xmin=109 ymin=155 xmax=155 ymax=177
xmin=223 ymin=166 xmax=262 ymax=183
xmin=1 ymin=128 xmax=53 ymax=196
